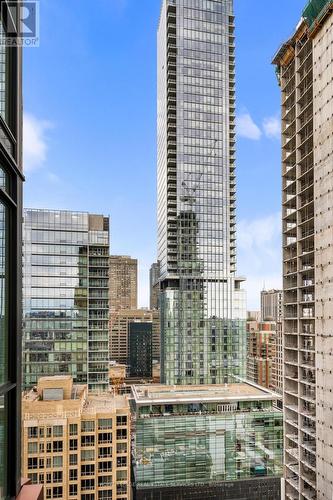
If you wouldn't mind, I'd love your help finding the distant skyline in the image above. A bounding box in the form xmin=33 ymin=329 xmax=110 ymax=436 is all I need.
xmin=23 ymin=0 xmax=305 ymax=309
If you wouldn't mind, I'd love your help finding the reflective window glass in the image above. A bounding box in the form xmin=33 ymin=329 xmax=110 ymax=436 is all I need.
xmin=0 ymin=202 xmax=7 ymax=384
xmin=0 ymin=22 xmax=6 ymax=121
xmin=0 ymin=395 xmax=7 ymax=498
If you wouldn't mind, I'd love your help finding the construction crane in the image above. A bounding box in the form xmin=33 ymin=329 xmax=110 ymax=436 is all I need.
xmin=180 ymin=139 xmax=218 ymax=206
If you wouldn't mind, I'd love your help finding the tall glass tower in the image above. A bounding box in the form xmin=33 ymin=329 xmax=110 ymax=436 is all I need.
xmin=23 ymin=209 xmax=110 ymax=393
xmin=157 ymin=0 xmax=246 ymax=385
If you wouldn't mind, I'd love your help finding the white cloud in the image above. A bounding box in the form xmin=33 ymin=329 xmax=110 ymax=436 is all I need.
xmin=23 ymin=113 xmax=53 ymax=172
xmin=236 ymin=113 xmax=262 ymax=140
xmin=237 ymin=212 xmax=282 ymax=310
xmin=263 ymin=115 xmax=281 ymax=139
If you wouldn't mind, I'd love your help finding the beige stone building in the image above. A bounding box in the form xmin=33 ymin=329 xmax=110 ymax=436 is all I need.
xmin=110 ymin=309 xmax=160 ymax=365
xmin=246 ymin=320 xmax=277 ymax=390
xmin=274 ymin=1 xmax=333 ymax=498
xmin=22 ymin=376 xmax=130 ymax=500
xmin=109 ymin=256 xmax=138 ymax=312
xmin=260 ymin=290 xmax=284 ymax=396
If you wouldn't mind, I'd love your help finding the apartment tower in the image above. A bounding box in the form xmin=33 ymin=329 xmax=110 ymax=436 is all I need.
xmin=149 ymin=262 xmax=160 ymax=310
xmin=261 ymin=289 xmax=283 ymax=395
xmin=157 ymin=0 xmax=246 ymax=386
xmin=109 ymin=256 xmax=138 ymax=312
xmin=23 ymin=209 xmax=110 ymax=393
xmin=22 ymin=376 xmax=130 ymax=500
xmin=273 ymin=1 xmax=333 ymax=498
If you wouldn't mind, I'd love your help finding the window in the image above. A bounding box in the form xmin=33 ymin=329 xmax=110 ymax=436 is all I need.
xmin=53 ymin=441 xmax=63 ymax=452
xmin=0 ymin=23 xmax=7 ymax=121
xmin=116 ymin=443 xmax=127 ymax=454
xmin=116 ymin=429 xmax=127 ymax=440
xmin=53 ymin=425 xmax=63 ymax=437
xmin=81 ymin=495 xmax=95 ymax=500
xmin=46 ymin=489 xmax=52 ymax=499
xmin=28 ymin=442 xmax=38 ymax=454
xmin=81 ymin=450 xmax=94 ymax=462
xmin=81 ymin=421 xmax=95 ymax=433
xmin=98 ymin=476 xmax=112 ymax=487
xmin=81 ymin=464 xmax=95 ymax=477
xmin=69 ymin=423 xmax=78 ymax=436
xmin=46 ymin=443 xmax=51 ymax=453
xmin=28 ymin=427 xmax=38 ymax=439
xmin=98 ymin=462 xmax=112 ymax=473
xmin=0 ymin=200 xmax=8 ymax=389
xmin=116 ymin=470 xmax=127 ymax=481
xmin=53 ymin=487 xmax=63 ymax=498
xmin=116 ymin=416 xmax=127 ymax=426
xmin=98 ymin=446 xmax=112 ymax=458
xmin=69 ymin=439 xmax=78 ymax=451
xmin=117 ymin=484 xmax=127 ymax=495
xmin=69 ymin=454 xmax=78 ymax=466
xmin=98 ymin=491 xmax=112 ymax=500
xmin=28 ymin=458 xmax=38 ymax=470
xmin=53 ymin=456 xmax=63 ymax=468
xmin=117 ymin=457 xmax=127 ymax=468
xmin=69 ymin=469 xmax=78 ymax=481
xmin=98 ymin=418 xmax=112 ymax=430
xmin=98 ymin=432 xmax=112 ymax=444
xmin=81 ymin=479 xmax=95 ymax=491
xmin=27 ymin=473 xmax=38 ymax=484
xmin=69 ymin=484 xmax=78 ymax=497
xmin=81 ymin=435 xmax=95 ymax=447
xmin=53 ymin=471 xmax=62 ymax=483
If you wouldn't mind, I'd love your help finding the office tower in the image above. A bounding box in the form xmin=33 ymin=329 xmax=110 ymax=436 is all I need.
xmin=109 ymin=256 xmax=138 ymax=312
xmin=246 ymin=320 xmax=277 ymax=390
xmin=110 ymin=309 xmax=160 ymax=365
xmin=132 ymin=383 xmax=283 ymax=499
xmin=23 ymin=209 xmax=110 ymax=393
xmin=128 ymin=322 xmax=153 ymax=378
xmin=157 ymin=0 xmax=246 ymax=386
xmin=261 ymin=289 xmax=283 ymax=322
xmin=274 ymin=1 xmax=333 ymax=498
xmin=149 ymin=262 xmax=160 ymax=310
xmin=22 ymin=376 xmax=130 ymax=500
xmin=247 ymin=310 xmax=261 ymax=321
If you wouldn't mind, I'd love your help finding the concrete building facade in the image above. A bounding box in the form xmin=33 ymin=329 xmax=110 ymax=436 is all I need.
xmin=273 ymin=1 xmax=333 ymax=498
xmin=22 ymin=376 xmax=130 ymax=500
xmin=261 ymin=290 xmax=283 ymax=323
xmin=23 ymin=209 xmax=110 ymax=393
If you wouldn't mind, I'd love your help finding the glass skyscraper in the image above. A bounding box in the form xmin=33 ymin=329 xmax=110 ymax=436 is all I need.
xmin=0 ymin=4 xmax=23 ymax=498
xmin=23 ymin=209 xmax=110 ymax=393
xmin=157 ymin=0 xmax=246 ymax=385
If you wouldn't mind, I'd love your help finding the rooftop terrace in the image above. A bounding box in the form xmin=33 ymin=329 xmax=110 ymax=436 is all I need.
xmin=132 ymin=382 xmax=280 ymax=405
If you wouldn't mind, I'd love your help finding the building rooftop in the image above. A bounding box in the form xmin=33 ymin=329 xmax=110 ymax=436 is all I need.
xmin=132 ymin=382 xmax=281 ymax=405
xmin=83 ymin=395 xmax=129 ymax=415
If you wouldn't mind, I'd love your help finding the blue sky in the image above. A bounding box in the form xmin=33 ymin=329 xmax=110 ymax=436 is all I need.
xmin=24 ymin=0 xmax=306 ymax=309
